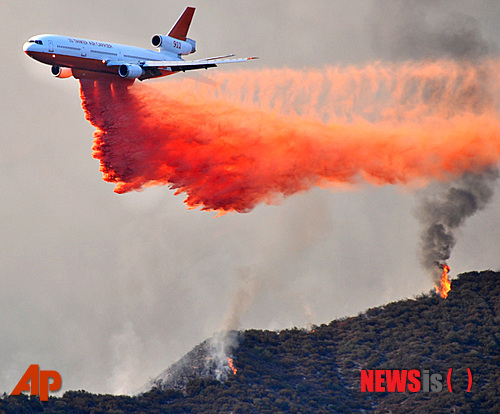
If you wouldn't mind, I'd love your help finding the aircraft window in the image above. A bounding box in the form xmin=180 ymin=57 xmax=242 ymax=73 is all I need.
xmin=35 ymin=40 xmax=43 ymax=45
xmin=91 ymin=50 xmax=117 ymax=56
xmin=29 ymin=40 xmax=35 ymax=43
xmin=59 ymin=45 xmax=81 ymax=51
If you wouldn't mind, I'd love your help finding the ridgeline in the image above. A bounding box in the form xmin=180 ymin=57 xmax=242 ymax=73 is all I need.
xmin=2 ymin=270 xmax=498 ymax=413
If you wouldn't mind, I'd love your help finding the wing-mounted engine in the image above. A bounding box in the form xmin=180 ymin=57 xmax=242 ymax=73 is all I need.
xmin=51 ymin=66 xmax=72 ymax=78
xmin=151 ymin=34 xmax=196 ymax=55
xmin=118 ymin=64 xmax=145 ymax=79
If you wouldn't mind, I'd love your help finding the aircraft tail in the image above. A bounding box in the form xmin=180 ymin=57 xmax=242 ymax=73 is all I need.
xmin=168 ymin=7 xmax=195 ymax=41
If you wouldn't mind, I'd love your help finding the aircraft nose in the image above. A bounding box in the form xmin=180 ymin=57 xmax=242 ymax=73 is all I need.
xmin=23 ymin=42 xmax=34 ymax=54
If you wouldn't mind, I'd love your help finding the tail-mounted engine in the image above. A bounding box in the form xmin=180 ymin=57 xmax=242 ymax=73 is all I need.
xmin=151 ymin=34 xmax=196 ymax=55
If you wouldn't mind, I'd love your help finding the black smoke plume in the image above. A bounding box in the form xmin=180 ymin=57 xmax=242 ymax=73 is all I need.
xmin=417 ymin=169 xmax=499 ymax=281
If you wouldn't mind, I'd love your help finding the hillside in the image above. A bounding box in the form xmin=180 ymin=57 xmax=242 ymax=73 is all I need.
xmin=1 ymin=270 xmax=499 ymax=413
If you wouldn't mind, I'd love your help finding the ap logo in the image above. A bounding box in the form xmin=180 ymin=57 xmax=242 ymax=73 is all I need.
xmin=11 ymin=365 xmax=62 ymax=401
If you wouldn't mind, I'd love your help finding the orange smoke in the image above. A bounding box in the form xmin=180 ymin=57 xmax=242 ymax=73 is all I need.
xmin=436 ymin=264 xmax=452 ymax=298
xmin=79 ymin=59 xmax=500 ymax=213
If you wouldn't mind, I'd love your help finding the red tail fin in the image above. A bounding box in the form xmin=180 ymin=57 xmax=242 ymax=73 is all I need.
xmin=168 ymin=7 xmax=195 ymax=41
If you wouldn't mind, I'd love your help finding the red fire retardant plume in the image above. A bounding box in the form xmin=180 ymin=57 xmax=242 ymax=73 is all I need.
xmin=79 ymin=59 xmax=500 ymax=213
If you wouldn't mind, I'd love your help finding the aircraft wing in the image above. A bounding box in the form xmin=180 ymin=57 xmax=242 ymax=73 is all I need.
xmin=106 ymin=56 xmax=258 ymax=73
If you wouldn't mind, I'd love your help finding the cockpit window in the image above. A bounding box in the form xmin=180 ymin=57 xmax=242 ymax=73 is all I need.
xmin=35 ymin=40 xmax=43 ymax=45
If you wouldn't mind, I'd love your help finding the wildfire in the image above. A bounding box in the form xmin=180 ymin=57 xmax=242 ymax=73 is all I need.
xmin=435 ymin=264 xmax=451 ymax=299
xmin=227 ymin=357 xmax=237 ymax=375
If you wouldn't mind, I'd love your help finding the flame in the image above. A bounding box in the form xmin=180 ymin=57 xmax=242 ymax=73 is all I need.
xmin=227 ymin=357 xmax=237 ymax=375
xmin=435 ymin=264 xmax=451 ymax=298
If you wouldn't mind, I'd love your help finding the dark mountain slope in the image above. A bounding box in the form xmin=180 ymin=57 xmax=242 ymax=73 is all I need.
xmin=1 ymin=270 xmax=498 ymax=413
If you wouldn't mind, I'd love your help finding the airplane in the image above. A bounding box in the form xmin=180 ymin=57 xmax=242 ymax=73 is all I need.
xmin=23 ymin=6 xmax=257 ymax=82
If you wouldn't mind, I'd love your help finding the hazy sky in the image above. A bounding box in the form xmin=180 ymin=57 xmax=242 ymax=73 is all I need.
xmin=2 ymin=0 xmax=499 ymax=395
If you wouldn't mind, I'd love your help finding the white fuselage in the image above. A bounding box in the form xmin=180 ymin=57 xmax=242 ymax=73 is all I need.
xmin=23 ymin=34 xmax=183 ymax=80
